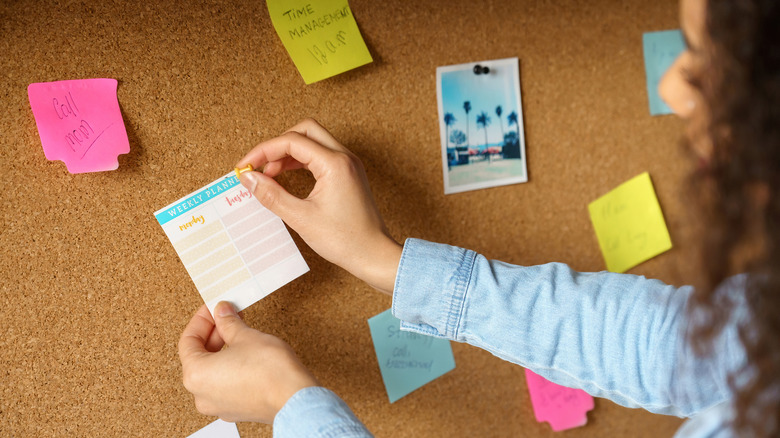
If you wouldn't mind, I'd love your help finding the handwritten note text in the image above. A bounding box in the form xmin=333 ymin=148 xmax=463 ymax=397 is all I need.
xmin=267 ymin=0 xmax=373 ymax=84
xmin=588 ymin=172 xmax=672 ymax=273
xmin=28 ymin=79 xmax=130 ymax=173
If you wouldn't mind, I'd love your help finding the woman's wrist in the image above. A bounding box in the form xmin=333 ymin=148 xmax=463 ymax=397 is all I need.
xmin=271 ymin=379 xmax=320 ymax=420
xmin=353 ymin=236 xmax=403 ymax=295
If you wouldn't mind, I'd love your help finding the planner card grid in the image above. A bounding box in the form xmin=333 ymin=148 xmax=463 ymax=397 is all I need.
xmin=155 ymin=174 xmax=308 ymax=312
xmin=176 ymin=205 xmax=294 ymax=303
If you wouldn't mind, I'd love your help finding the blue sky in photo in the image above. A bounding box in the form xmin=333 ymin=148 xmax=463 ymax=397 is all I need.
xmin=441 ymin=64 xmax=519 ymax=147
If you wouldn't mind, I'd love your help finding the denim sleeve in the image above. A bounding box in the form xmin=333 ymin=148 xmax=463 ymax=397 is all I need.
xmin=393 ymin=238 xmax=745 ymax=418
xmin=273 ymin=387 xmax=373 ymax=438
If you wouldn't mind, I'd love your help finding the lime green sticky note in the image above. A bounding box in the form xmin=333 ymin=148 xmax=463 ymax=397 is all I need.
xmin=588 ymin=172 xmax=672 ymax=273
xmin=266 ymin=0 xmax=373 ymax=84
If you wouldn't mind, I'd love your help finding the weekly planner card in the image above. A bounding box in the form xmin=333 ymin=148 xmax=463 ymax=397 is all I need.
xmin=155 ymin=173 xmax=309 ymax=314
xmin=368 ymin=309 xmax=455 ymax=403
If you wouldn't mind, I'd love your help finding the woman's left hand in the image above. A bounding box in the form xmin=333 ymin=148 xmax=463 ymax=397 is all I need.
xmin=177 ymin=302 xmax=319 ymax=423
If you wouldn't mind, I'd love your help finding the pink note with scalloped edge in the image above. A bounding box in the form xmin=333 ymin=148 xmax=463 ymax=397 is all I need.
xmin=525 ymin=369 xmax=594 ymax=431
xmin=28 ymin=79 xmax=130 ymax=174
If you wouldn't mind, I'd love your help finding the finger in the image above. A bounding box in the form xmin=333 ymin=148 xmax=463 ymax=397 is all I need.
xmin=236 ymin=132 xmax=338 ymax=180
xmin=204 ymin=300 xmax=246 ymax=351
xmin=213 ymin=301 xmax=251 ymax=345
xmin=178 ymin=305 xmax=216 ymax=362
xmin=204 ymin=326 xmax=225 ymax=352
xmin=263 ymin=157 xmax=305 ymax=178
xmin=285 ymin=118 xmax=346 ymax=152
xmin=239 ymin=171 xmax=308 ymax=225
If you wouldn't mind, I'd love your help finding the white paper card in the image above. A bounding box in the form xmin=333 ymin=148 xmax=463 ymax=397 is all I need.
xmin=154 ymin=172 xmax=309 ymax=314
xmin=187 ymin=419 xmax=240 ymax=438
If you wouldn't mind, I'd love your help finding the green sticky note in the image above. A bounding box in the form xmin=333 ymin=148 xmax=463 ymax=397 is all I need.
xmin=588 ymin=172 xmax=672 ymax=273
xmin=368 ymin=309 xmax=455 ymax=403
xmin=266 ymin=0 xmax=373 ymax=84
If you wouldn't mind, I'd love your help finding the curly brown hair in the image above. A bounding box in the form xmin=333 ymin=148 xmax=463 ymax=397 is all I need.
xmin=688 ymin=1 xmax=780 ymax=436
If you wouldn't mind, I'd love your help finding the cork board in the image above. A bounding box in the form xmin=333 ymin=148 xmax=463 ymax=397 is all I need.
xmin=0 ymin=0 xmax=695 ymax=436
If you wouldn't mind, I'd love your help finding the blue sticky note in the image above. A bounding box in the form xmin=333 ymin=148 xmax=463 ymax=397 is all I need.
xmin=642 ymin=30 xmax=687 ymax=116
xmin=368 ymin=309 xmax=456 ymax=403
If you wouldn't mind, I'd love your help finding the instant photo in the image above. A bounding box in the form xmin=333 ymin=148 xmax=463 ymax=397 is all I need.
xmin=436 ymin=57 xmax=528 ymax=194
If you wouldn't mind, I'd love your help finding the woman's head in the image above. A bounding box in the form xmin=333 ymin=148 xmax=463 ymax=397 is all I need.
xmin=663 ymin=0 xmax=780 ymax=436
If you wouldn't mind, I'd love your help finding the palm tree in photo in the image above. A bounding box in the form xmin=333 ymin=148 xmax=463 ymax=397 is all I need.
xmin=450 ymin=129 xmax=466 ymax=148
xmin=443 ymin=112 xmax=457 ymax=166
xmin=463 ymin=101 xmax=472 ymax=149
xmin=507 ymin=111 xmax=522 ymax=160
xmin=476 ymin=111 xmax=492 ymax=163
xmin=450 ymin=129 xmax=467 ymax=165
xmin=444 ymin=113 xmax=456 ymax=148
xmin=508 ymin=111 xmax=519 ymax=139
xmin=495 ymin=105 xmax=505 ymax=139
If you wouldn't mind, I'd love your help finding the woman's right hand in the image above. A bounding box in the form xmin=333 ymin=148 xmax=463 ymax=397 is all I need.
xmin=236 ymin=119 xmax=402 ymax=294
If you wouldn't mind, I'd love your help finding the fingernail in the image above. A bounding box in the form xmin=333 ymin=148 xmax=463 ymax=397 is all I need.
xmin=240 ymin=172 xmax=259 ymax=192
xmin=217 ymin=302 xmax=237 ymax=318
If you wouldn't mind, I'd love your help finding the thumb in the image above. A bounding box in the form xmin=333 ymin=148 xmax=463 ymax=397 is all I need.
xmin=213 ymin=301 xmax=248 ymax=344
xmin=240 ymin=171 xmax=303 ymax=225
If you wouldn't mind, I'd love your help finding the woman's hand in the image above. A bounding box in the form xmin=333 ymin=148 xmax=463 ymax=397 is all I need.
xmin=178 ymin=302 xmax=319 ymax=423
xmin=236 ymin=118 xmax=403 ymax=294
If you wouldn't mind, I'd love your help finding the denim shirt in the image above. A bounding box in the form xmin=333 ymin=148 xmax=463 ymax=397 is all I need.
xmin=273 ymin=239 xmax=746 ymax=437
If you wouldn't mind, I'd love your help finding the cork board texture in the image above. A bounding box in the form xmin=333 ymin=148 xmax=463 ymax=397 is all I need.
xmin=1 ymin=0 xmax=694 ymax=436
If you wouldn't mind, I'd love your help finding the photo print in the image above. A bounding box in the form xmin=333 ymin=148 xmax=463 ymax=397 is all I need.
xmin=436 ymin=57 xmax=528 ymax=194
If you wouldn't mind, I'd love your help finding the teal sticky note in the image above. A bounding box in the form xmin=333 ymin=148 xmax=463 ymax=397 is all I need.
xmin=642 ymin=30 xmax=686 ymax=116
xmin=368 ymin=309 xmax=456 ymax=403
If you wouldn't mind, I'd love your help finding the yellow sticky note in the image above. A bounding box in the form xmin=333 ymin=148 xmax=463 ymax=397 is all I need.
xmin=266 ymin=0 xmax=373 ymax=84
xmin=588 ymin=172 xmax=672 ymax=273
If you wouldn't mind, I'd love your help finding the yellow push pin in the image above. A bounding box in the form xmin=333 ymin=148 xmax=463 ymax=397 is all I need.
xmin=234 ymin=164 xmax=253 ymax=179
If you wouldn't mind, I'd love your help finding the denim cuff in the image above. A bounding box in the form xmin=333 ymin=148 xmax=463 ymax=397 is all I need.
xmin=392 ymin=238 xmax=476 ymax=340
xmin=273 ymin=387 xmax=371 ymax=438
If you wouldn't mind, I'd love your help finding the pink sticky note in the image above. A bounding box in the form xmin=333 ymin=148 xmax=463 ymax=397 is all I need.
xmin=525 ymin=369 xmax=594 ymax=431
xmin=28 ymin=79 xmax=130 ymax=173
